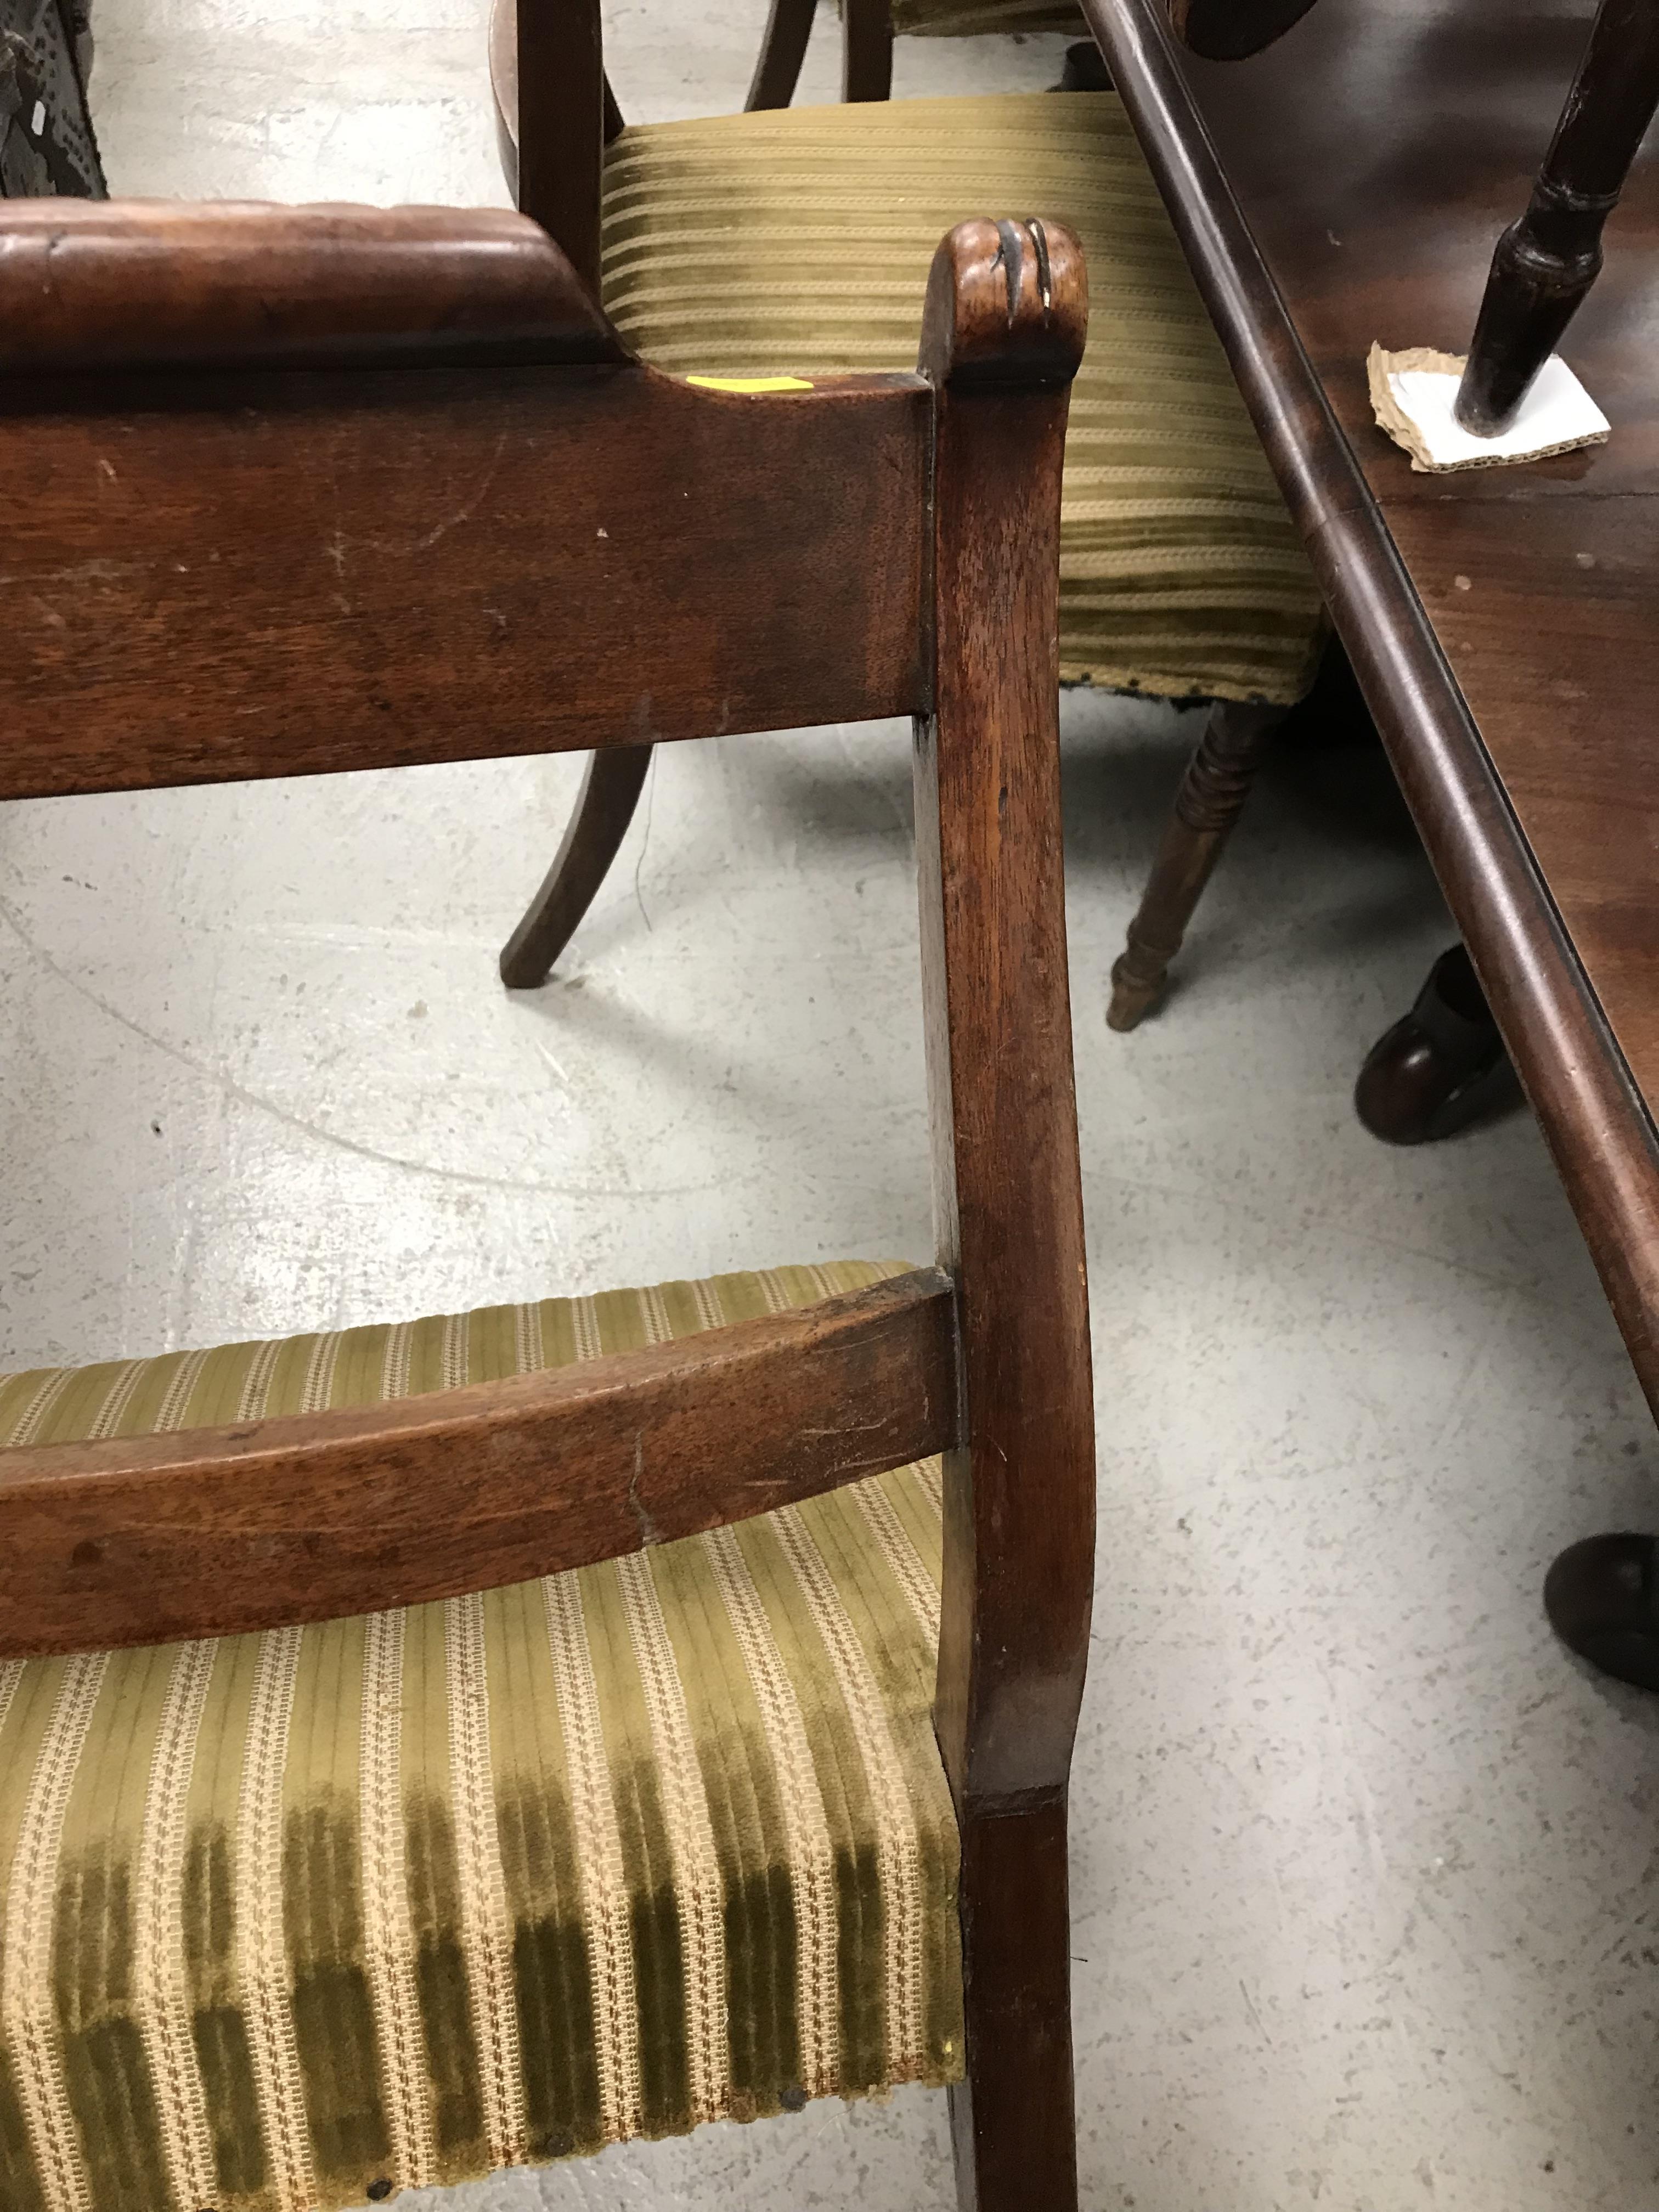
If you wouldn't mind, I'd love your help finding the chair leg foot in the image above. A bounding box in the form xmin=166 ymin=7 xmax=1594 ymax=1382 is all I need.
xmin=1107 ymin=942 xmax=1167 ymax=1031
xmin=1107 ymin=696 xmax=1285 ymax=1032
xmin=949 ymin=1796 xmax=1079 ymax=2212
xmin=499 ymin=746 xmax=652 ymax=989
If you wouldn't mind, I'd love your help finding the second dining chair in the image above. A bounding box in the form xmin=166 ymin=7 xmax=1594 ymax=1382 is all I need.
xmin=490 ymin=0 xmax=1329 ymax=1028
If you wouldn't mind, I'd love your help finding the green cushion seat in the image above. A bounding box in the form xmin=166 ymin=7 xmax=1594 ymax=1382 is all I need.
xmin=601 ymin=92 xmax=1325 ymax=704
xmin=0 ymin=1261 xmax=961 ymax=2211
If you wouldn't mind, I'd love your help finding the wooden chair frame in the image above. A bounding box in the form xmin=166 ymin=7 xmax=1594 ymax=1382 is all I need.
xmin=0 ymin=189 xmax=1095 ymax=2209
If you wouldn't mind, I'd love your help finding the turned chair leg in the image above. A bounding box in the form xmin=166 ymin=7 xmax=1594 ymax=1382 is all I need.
xmin=746 ymin=0 xmax=817 ymax=108
xmin=1455 ymin=0 xmax=1659 ymax=434
xmin=1107 ymin=696 xmax=1285 ymax=1032
xmin=499 ymin=745 xmax=652 ymax=989
xmin=949 ymin=1797 xmax=1079 ymax=2211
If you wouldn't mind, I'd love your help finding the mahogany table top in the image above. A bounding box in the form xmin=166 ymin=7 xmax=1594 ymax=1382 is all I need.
xmin=1083 ymin=0 xmax=1659 ymax=1404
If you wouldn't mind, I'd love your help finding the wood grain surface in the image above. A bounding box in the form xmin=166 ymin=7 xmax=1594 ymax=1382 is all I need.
xmin=0 ymin=363 xmax=928 ymax=798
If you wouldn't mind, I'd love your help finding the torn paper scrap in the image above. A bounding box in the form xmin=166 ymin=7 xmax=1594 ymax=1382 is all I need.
xmin=1368 ymin=345 xmax=1610 ymax=472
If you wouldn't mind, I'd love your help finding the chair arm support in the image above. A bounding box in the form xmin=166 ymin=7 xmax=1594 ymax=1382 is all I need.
xmin=0 ymin=1269 xmax=960 ymax=1657
xmin=916 ymin=221 xmax=1095 ymax=1812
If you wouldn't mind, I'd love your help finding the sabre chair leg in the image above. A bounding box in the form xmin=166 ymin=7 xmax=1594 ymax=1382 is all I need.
xmin=842 ymin=0 xmax=894 ymax=101
xmin=1108 ymin=696 xmax=1285 ymax=1031
xmin=499 ymin=746 xmax=652 ymax=989
xmin=746 ymin=0 xmax=817 ymax=108
xmin=949 ymin=1796 xmax=1079 ymax=2211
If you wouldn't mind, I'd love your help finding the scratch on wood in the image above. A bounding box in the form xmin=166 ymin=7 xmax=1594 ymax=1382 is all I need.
xmin=0 ymin=557 xmax=153 ymax=591
xmin=628 ymin=1432 xmax=662 ymax=1548
xmin=358 ymin=428 xmax=511 ymax=558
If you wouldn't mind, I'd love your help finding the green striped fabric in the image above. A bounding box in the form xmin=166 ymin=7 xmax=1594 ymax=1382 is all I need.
xmin=601 ymin=92 xmax=1324 ymax=704
xmin=0 ymin=1262 xmax=961 ymax=2211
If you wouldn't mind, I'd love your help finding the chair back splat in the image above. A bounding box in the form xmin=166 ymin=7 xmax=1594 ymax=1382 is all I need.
xmin=0 ymin=194 xmax=1094 ymax=2212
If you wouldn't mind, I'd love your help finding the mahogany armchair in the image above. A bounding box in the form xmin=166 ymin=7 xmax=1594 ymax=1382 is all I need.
xmin=0 ymin=198 xmax=1094 ymax=2211
xmin=489 ymin=0 xmax=1329 ymax=1027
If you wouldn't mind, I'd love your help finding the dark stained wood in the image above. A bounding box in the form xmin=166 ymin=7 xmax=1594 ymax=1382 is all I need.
xmin=1163 ymin=0 xmax=1321 ymax=60
xmin=746 ymin=0 xmax=819 ymax=110
xmin=515 ymin=0 xmax=602 ymax=294
xmin=0 ymin=190 xmax=1096 ymax=2207
xmin=0 ymin=1269 xmax=960 ymax=1657
xmin=1107 ymin=696 xmax=1285 ymax=1029
xmin=490 ymin=0 xmax=623 ymax=249
xmin=500 ymin=744 xmax=653 ymax=987
xmin=843 ymin=0 xmax=894 ymax=102
xmin=915 ymin=217 xmax=1093 ymax=2212
xmin=1082 ymin=0 xmax=1659 ymax=1419
xmin=950 ymin=1796 xmax=1076 ymax=2212
xmin=0 ymin=364 xmax=929 ymax=800
xmin=0 ymin=199 xmax=623 ymax=372
xmin=1456 ymin=0 xmax=1659 ymax=433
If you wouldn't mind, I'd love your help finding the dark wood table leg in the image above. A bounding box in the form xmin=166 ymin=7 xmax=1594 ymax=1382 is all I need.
xmin=1353 ymin=943 xmax=1521 ymax=1145
xmin=1545 ymin=1533 xmax=1659 ymax=1692
xmin=1456 ymin=0 xmax=1659 ymax=435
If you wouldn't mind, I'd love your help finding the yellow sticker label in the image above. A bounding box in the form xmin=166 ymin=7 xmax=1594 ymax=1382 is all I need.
xmin=684 ymin=374 xmax=814 ymax=393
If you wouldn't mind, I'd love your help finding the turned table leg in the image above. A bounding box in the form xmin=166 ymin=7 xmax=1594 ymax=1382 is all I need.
xmin=1455 ymin=0 xmax=1659 ymax=435
xmin=1108 ymin=697 xmax=1284 ymax=1032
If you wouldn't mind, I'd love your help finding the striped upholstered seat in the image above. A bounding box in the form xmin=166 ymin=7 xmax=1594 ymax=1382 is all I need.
xmin=601 ymin=92 xmax=1324 ymax=704
xmin=0 ymin=1262 xmax=961 ymax=2211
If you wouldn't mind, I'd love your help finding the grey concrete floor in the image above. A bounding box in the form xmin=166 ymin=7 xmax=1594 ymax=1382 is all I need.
xmin=5 ymin=3 xmax=1659 ymax=2207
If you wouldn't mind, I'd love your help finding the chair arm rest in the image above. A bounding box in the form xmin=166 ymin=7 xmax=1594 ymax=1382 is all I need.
xmin=0 ymin=1269 xmax=959 ymax=1656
